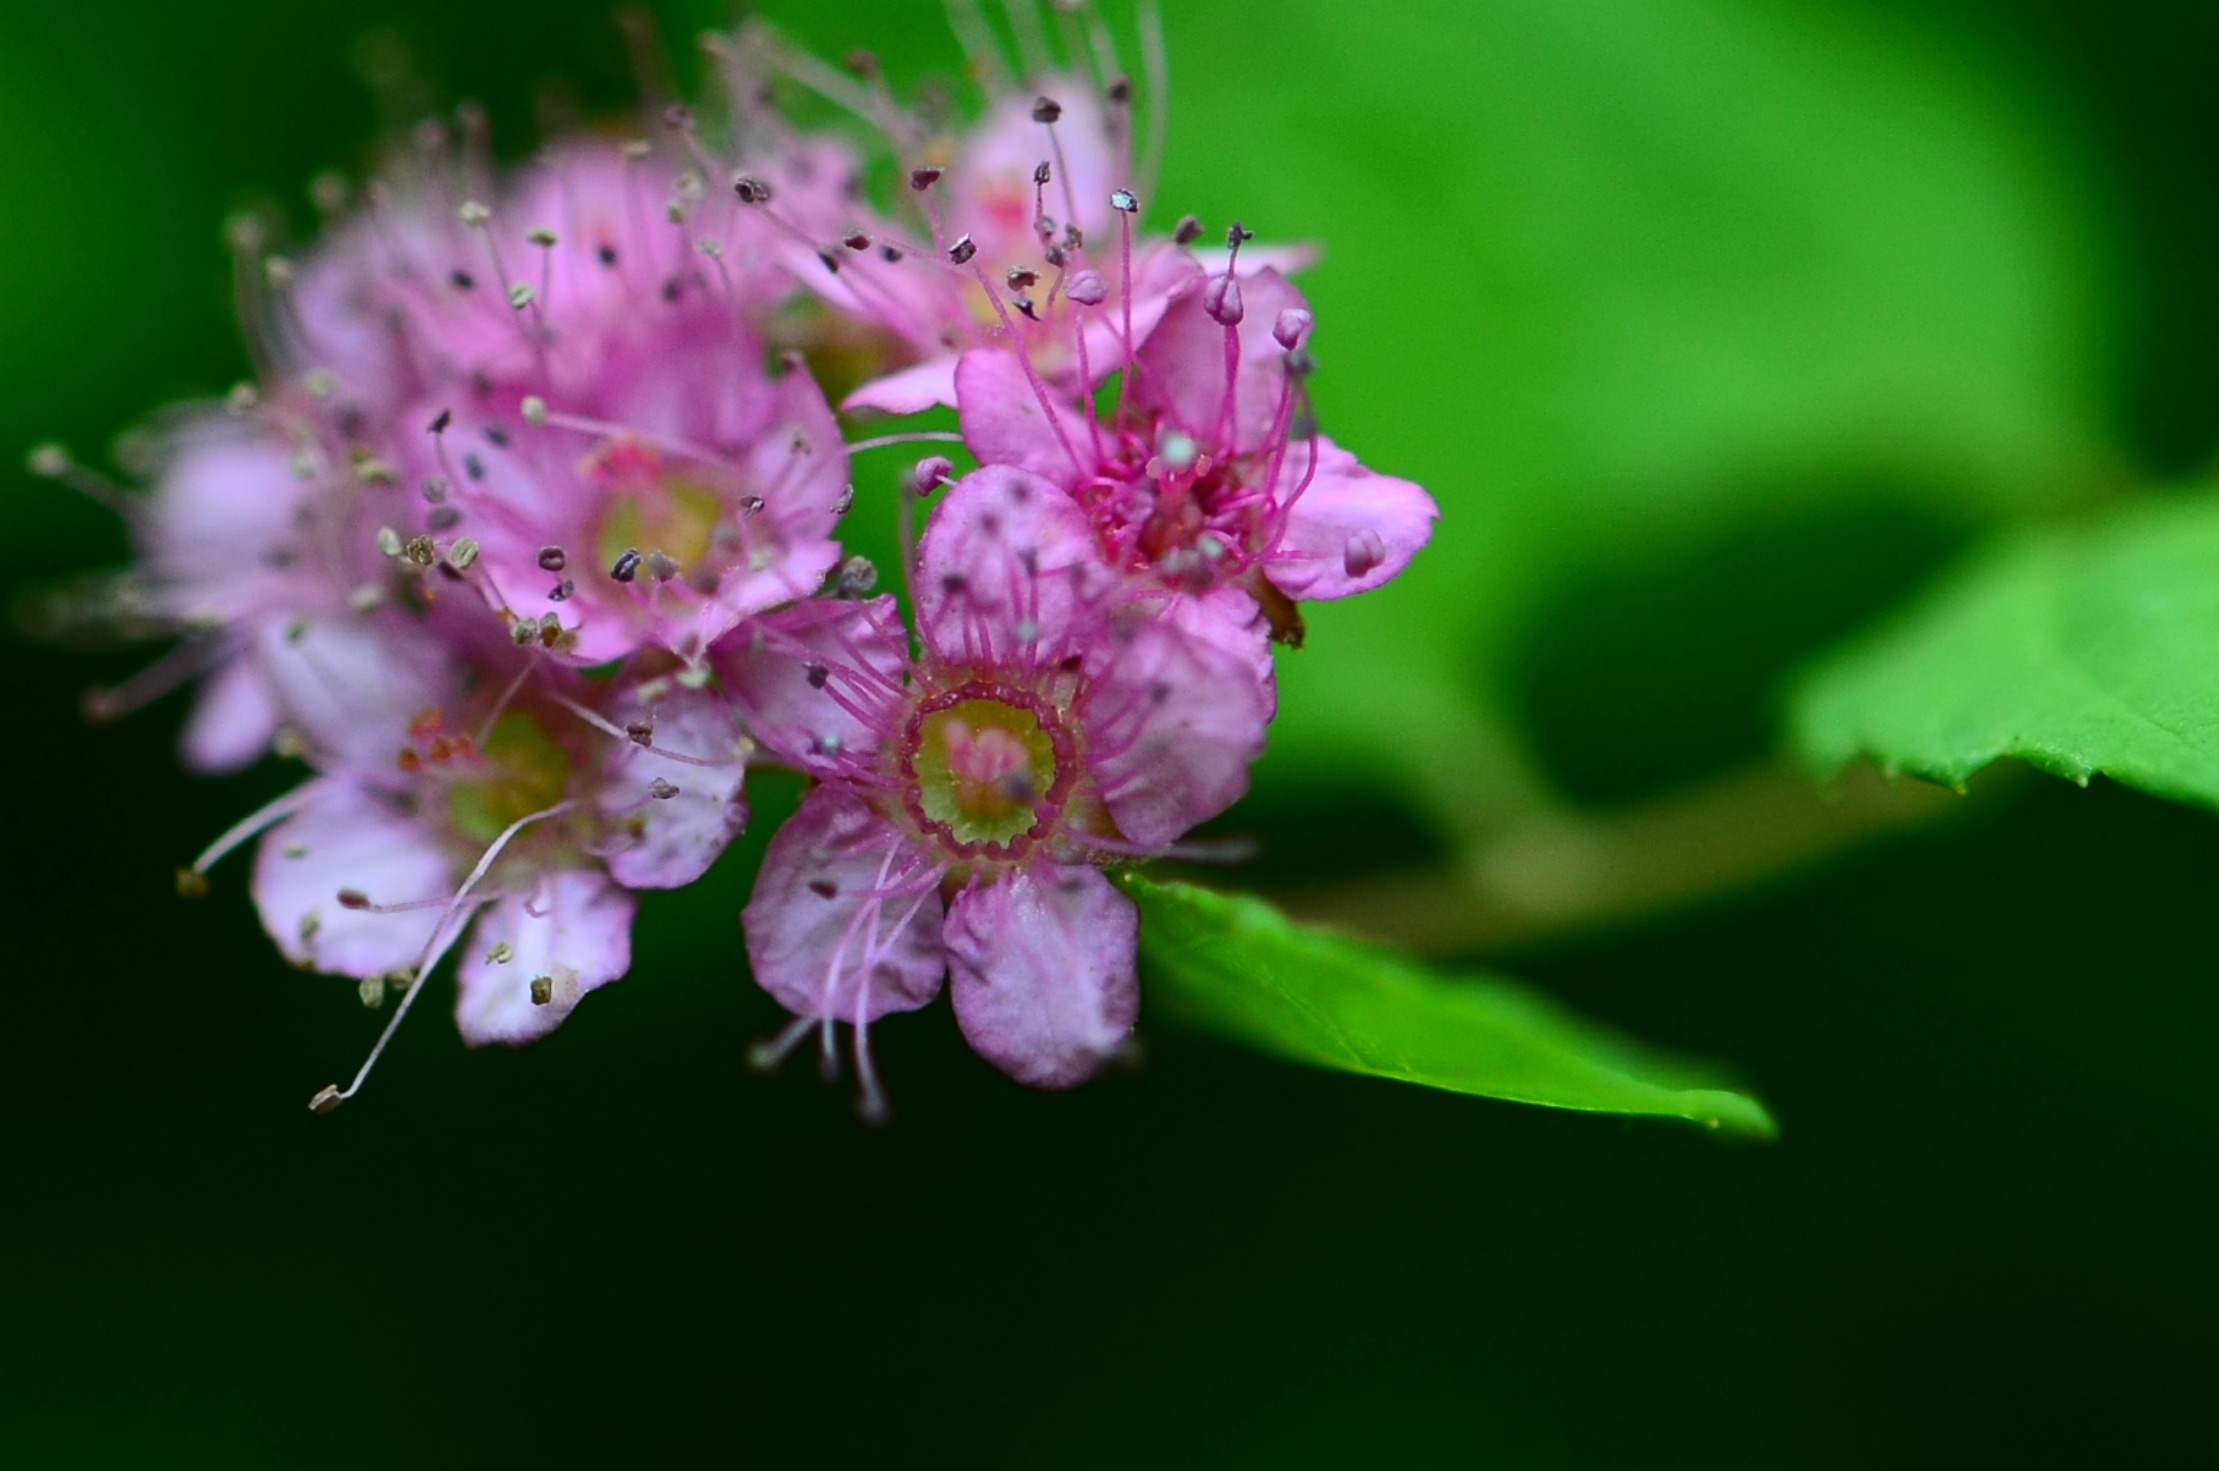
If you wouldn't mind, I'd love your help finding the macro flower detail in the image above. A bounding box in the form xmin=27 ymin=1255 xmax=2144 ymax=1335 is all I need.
xmin=36 ymin=6 xmax=1440 ymax=1116
xmin=730 ymin=465 xmax=1271 ymax=1109
xmin=957 ymin=259 xmax=1438 ymax=635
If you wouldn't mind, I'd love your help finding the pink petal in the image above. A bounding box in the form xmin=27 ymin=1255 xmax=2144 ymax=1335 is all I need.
xmin=844 ymin=355 xmax=961 ymax=416
xmin=946 ymin=865 xmax=1139 ymax=1090
xmin=253 ymin=781 xmax=457 ymax=979
xmin=915 ymin=465 xmax=1112 ymax=668
xmin=181 ymin=656 xmax=278 ymax=775
xmin=955 ymin=348 xmax=1100 ymax=490
xmin=743 ymin=786 xmax=946 ymax=1024
xmin=1263 ymin=437 xmax=1439 ymax=601
xmin=1086 ymin=596 xmax=1274 ymax=847
xmin=596 ymin=685 xmax=751 ymax=891
xmin=1135 ymin=266 xmax=1312 ymax=459
xmin=717 ymin=596 xmax=908 ymax=773
xmin=954 ymin=79 xmax=1117 ymax=252
xmin=254 ymin=615 xmax=456 ymax=782
xmin=455 ymin=870 xmax=637 ymax=1047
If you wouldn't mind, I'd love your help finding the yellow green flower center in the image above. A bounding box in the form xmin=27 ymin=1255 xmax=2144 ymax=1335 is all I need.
xmin=449 ymin=713 xmax=573 ymax=843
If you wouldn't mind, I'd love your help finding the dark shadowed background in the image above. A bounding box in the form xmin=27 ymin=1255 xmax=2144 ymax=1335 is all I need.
xmin=2 ymin=0 xmax=2215 ymax=1463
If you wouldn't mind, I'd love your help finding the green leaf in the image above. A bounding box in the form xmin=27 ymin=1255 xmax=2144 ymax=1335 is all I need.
xmin=1791 ymin=492 xmax=2219 ymax=809
xmin=1120 ymin=874 xmax=1776 ymax=1138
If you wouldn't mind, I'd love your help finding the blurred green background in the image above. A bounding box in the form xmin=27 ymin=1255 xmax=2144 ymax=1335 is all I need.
xmin=3 ymin=0 xmax=2216 ymax=1462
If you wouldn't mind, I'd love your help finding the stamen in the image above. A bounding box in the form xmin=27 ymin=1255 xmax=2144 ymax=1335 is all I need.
xmin=309 ymin=799 xmax=576 ymax=1114
xmin=188 ymin=781 xmax=321 ymax=880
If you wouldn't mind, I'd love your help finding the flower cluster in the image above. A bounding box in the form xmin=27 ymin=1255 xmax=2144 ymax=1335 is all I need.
xmin=39 ymin=14 xmax=1435 ymax=1117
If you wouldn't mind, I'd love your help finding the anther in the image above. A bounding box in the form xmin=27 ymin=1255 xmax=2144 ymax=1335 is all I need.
xmin=1107 ymin=76 xmax=1133 ymax=104
xmin=1032 ymin=96 xmax=1063 ymax=123
xmin=817 ymin=249 xmax=841 ymax=276
xmin=733 ymin=174 xmax=774 ymax=204
xmin=549 ymin=579 xmax=576 ymax=602
xmin=448 ymin=538 xmax=481 ymax=570
xmin=404 ymin=536 xmax=437 ymax=567
xmin=648 ymin=779 xmax=680 ymax=801
xmin=303 ymin=370 xmax=338 ymax=399
xmin=1203 ymin=275 xmax=1245 ymax=326
xmin=913 ymin=455 xmax=954 ymax=494
xmin=422 ymin=476 xmax=449 ymax=504
xmin=526 ymin=227 xmax=558 ymax=247
xmin=507 ymin=283 xmax=536 ymax=310
xmin=359 ymin=977 xmax=386 ymax=1009
xmin=429 ymin=408 xmax=452 ymax=435
xmin=25 ymin=443 xmax=70 ymax=479
xmin=175 ymin=868 xmax=210 ymax=900
xmin=264 ymin=256 xmax=296 ymax=288
xmin=947 ymin=235 xmax=977 ymax=265
xmin=804 ymin=662 xmax=829 ymax=689
xmin=1006 ymin=266 xmax=1039 ymax=290
xmin=1344 ymin=529 xmax=1387 ymax=579
xmin=529 ymin=976 xmax=554 ymax=1006
xmin=834 ymin=555 xmax=879 ymax=598
xmin=458 ymin=201 xmax=491 ymax=228
xmin=1110 ymin=189 xmax=1139 ymax=213
xmin=625 ymin=721 xmax=654 ymax=746
xmin=521 ymin=395 xmax=547 ymax=425
xmin=226 ymin=383 xmax=260 ymax=415
xmin=880 ymin=244 xmax=903 ymax=263
xmin=338 ymin=888 xmax=372 ymax=910
xmin=309 ymin=1085 xmax=344 ymax=1115
xmin=843 ymin=230 xmax=872 ymax=251
xmin=1174 ymin=214 xmax=1204 ymax=245
xmin=1067 ymin=270 xmax=1108 ymax=306
xmin=1033 ymin=162 xmax=1052 ymax=189
xmin=464 ymin=453 xmax=486 ymax=482
xmin=375 ymin=526 xmax=403 ymax=558
xmin=610 ymin=548 xmax=642 ymax=583
xmin=597 ymin=243 xmax=618 ymax=267
xmin=739 ymin=494 xmax=765 ymax=517
xmin=645 ymin=550 xmax=679 ymax=582
xmin=908 ymin=166 xmax=944 ymax=191
xmin=537 ymin=546 xmax=567 ymax=571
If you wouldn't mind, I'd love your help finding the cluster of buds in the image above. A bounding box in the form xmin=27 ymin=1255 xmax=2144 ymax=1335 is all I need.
xmin=37 ymin=8 xmax=1436 ymax=1119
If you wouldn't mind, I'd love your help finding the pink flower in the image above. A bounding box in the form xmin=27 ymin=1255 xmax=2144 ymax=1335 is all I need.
xmin=957 ymin=261 xmax=1437 ymax=638
xmin=193 ymin=626 xmax=751 ymax=1095
xmin=723 ymin=465 xmax=1272 ymax=1109
xmin=710 ymin=39 xmax=1309 ymax=417
xmin=396 ymin=327 xmax=849 ymax=667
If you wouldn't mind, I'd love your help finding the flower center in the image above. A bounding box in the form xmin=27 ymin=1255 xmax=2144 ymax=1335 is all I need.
xmin=449 ymin=712 xmax=573 ymax=843
xmin=906 ymin=690 xmax=1066 ymax=853
xmin=584 ymin=437 xmax=730 ymax=582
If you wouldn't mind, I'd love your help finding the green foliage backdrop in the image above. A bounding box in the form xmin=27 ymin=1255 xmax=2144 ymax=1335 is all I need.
xmin=3 ymin=0 xmax=2217 ymax=1463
